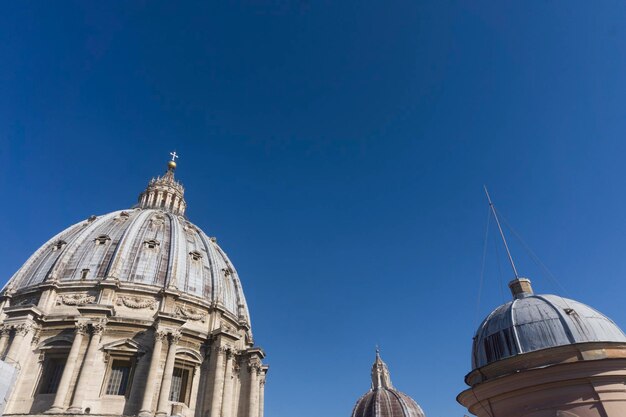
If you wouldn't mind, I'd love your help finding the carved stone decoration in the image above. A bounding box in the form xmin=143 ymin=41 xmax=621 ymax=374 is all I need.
xmin=31 ymin=328 xmax=42 ymax=346
xmin=75 ymin=322 xmax=89 ymax=335
xmin=247 ymin=357 xmax=262 ymax=373
xmin=58 ymin=293 xmax=96 ymax=306
xmin=14 ymin=323 xmax=33 ymax=336
xmin=214 ymin=344 xmax=233 ymax=355
xmin=176 ymin=305 xmax=206 ymax=322
xmin=90 ymin=319 xmax=107 ymax=335
xmin=169 ymin=330 xmax=182 ymax=344
xmin=15 ymin=295 xmax=39 ymax=306
xmin=225 ymin=348 xmax=234 ymax=359
xmin=219 ymin=321 xmax=237 ymax=334
xmin=117 ymin=295 xmax=157 ymax=310
xmin=155 ymin=329 xmax=169 ymax=342
xmin=0 ymin=325 xmax=10 ymax=336
xmin=2 ymin=282 xmax=16 ymax=297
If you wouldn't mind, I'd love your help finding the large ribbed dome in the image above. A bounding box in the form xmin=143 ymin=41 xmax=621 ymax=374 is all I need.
xmin=351 ymin=352 xmax=425 ymax=417
xmin=472 ymin=280 xmax=626 ymax=369
xmin=3 ymin=161 xmax=250 ymax=324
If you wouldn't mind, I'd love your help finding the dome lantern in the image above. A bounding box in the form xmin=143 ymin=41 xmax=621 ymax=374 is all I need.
xmin=371 ymin=348 xmax=393 ymax=390
xmin=138 ymin=152 xmax=187 ymax=215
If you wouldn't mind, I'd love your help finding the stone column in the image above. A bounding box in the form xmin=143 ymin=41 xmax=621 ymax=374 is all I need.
xmin=67 ymin=320 xmax=106 ymax=413
xmin=156 ymin=331 xmax=181 ymax=417
xmin=4 ymin=323 xmax=32 ymax=365
xmin=221 ymin=350 xmax=234 ymax=417
xmin=258 ymin=378 xmax=265 ymax=417
xmin=48 ymin=322 xmax=89 ymax=413
xmin=247 ymin=360 xmax=260 ymax=417
xmin=210 ymin=346 xmax=226 ymax=417
xmin=139 ymin=329 xmax=168 ymax=417
xmin=188 ymin=365 xmax=201 ymax=413
xmin=0 ymin=325 xmax=10 ymax=358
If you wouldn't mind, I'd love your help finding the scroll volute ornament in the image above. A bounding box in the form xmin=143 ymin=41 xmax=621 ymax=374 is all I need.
xmin=75 ymin=322 xmax=89 ymax=335
xmin=247 ymin=357 xmax=262 ymax=374
xmin=155 ymin=329 xmax=169 ymax=342
xmin=90 ymin=319 xmax=107 ymax=335
xmin=14 ymin=322 xmax=33 ymax=336
xmin=169 ymin=330 xmax=182 ymax=344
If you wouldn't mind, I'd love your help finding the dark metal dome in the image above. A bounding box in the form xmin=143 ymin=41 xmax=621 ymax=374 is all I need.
xmin=472 ymin=286 xmax=626 ymax=369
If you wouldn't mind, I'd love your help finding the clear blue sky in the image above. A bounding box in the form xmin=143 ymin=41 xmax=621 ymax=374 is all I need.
xmin=1 ymin=2 xmax=626 ymax=416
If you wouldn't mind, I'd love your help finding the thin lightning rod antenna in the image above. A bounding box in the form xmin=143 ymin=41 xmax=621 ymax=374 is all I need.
xmin=483 ymin=186 xmax=519 ymax=279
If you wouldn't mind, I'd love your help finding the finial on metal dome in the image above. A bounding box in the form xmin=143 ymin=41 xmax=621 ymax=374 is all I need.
xmin=484 ymin=186 xmax=519 ymax=279
xmin=484 ymin=186 xmax=534 ymax=299
xmin=168 ymin=151 xmax=179 ymax=170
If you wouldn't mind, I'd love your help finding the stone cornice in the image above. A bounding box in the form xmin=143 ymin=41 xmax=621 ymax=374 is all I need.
xmin=3 ymin=280 xmax=249 ymax=326
xmin=3 ymin=305 xmax=44 ymax=320
xmin=464 ymin=341 xmax=626 ymax=386
xmin=458 ymin=356 xmax=626 ymax=409
xmin=154 ymin=311 xmax=187 ymax=327
xmin=77 ymin=304 xmax=114 ymax=318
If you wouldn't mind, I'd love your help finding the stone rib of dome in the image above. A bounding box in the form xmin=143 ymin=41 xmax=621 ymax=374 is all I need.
xmin=4 ymin=208 xmax=250 ymax=323
xmin=472 ymin=294 xmax=626 ymax=369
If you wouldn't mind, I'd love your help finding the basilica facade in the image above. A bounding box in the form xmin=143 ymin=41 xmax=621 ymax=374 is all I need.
xmin=0 ymin=158 xmax=267 ymax=417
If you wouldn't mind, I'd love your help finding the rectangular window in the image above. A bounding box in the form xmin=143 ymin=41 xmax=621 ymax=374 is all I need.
xmin=169 ymin=367 xmax=191 ymax=403
xmin=105 ymin=360 xmax=132 ymax=396
xmin=39 ymin=358 xmax=66 ymax=394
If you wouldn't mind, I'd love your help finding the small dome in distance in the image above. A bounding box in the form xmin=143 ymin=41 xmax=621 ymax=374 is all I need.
xmin=351 ymin=350 xmax=425 ymax=417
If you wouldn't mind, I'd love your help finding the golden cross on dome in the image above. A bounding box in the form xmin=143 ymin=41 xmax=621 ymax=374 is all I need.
xmin=170 ymin=151 xmax=179 ymax=161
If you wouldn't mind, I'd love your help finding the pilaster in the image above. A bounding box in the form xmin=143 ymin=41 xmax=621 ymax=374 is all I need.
xmin=156 ymin=330 xmax=181 ymax=417
xmin=47 ymin=322 xmax=89 ymax=413
xmin=67 ymin=319 xmax=107 ymax=413
xmin=139 ymin=329 xmax=168 ymax=417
